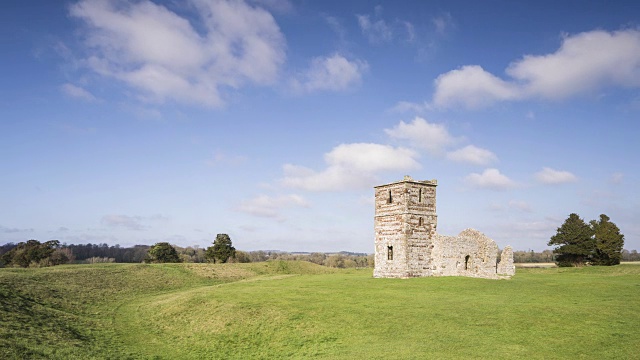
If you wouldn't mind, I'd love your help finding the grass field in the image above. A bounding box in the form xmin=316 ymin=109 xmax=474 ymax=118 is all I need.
xmin=1 ymin=261 xmax=639 ymax=359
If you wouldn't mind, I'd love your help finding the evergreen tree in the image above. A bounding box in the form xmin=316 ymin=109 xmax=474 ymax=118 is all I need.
xmin=145 ymin=242 xmax=181 ymax=263
xmin=548 ymin=213 xmax=594 ymax=267
xmin=205 ymin=234 xmax=236 ymax=263
xmin=590 ymin=214 xmax=624 ymax=266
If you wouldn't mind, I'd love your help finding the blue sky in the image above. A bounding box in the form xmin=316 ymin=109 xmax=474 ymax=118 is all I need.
xmin=2 ymin=0 xmax=639 ymax=253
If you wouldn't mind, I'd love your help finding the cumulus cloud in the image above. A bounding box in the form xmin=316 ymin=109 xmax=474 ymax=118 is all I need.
xmin=281 ymin=143 xmax=420 ymax=191
xmin=433 ymin=65 xmax=521 ymax=108
xmin=465 ymin=168 xmax=516 ymax=190
xmin=385 ymin=117 xmax=457 ymax=155
xmin=61 ymin=83 xmax=97 ymax=101
xmin=70 ymin=0 xmax=285 ymax=107
xmin=291 ymin=54 xmax=368 ymax=93
xmin=236 ymin=194 xmax=309 ymax=219
xmin=535 ymin=167 xmax=578 ymax=184
xmin=432 ymin=29 xmax=640 ymax=109
xmin=446 ymin=145 xmax=497 ymax=165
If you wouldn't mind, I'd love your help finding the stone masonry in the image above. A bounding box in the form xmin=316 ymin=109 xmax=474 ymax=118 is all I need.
xmin=373 ymin=176 xmax=515 ymax=279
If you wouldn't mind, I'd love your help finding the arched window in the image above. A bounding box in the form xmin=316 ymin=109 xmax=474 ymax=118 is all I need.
xmin=464 ymin=255 xmax=470 ymax=270
xmin=387 ymin=246 xmax=393 ymax=260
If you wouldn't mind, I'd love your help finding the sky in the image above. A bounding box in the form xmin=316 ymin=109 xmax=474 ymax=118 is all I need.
xmin=1 ymin=0 xmax=639 ymax=253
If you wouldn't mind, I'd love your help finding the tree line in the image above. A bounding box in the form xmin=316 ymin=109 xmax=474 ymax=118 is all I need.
xmin=1 ymin=222 xmax=635 ymax=268
xmin=0 ymin=234 xmax=375 ymax=269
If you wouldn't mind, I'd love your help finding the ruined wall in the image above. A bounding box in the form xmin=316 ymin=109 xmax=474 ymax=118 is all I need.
xmin=431 ymin=229 xmax=499 ymax=279
xmin=373 ymin=176 xmax=515 ymax=280
xmin=497 ymin=246 xmax=516 ymax=276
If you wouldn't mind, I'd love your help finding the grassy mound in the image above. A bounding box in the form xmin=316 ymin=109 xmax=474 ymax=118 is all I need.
xmin=0 ymin=260 xmax=332 ymax=359
xmin=1 ymin=262 xmax=639 ymax=359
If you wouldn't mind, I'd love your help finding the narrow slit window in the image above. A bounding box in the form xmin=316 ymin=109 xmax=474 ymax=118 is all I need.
xmin=418 ymin=188 xmax=422 ymax=202
xmin=387 ymin=246 xmax=393 ymax=260
xmin=464 ymin=255 xmax=470 ymax=270
xmin=387 ymin=190 xmax=392 ymax=204
xmin=418 ymin=217 xmax=424 ymax=226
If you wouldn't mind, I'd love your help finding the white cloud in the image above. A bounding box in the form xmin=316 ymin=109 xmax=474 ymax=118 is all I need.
xmin=446 ymin=145 xmax=497 ymax=165
xmin=236 ymin=194 xmax=309 ymax=219
xmin=433 ymin=65 xmax=521 ymax=109
xmin=432 ymin=13 xmax=454 ymax=35
xmin=70 ymin=0 xmax=285 ymax=107
xmin=432 ymin=29 xmax=640 ymax=109
xmin=465 ymin=168 xmax=516 ymax=190
xmin=403 ymin=21 xmax=416 ymax=42
xmin=291 ymin=54 xmax=368 ymax=93
xmin=281 ymin=143 xmax=420 ymax=191
xmin=507 ymin=30 xmax=640 ymax=99
xmin=61 ymin=83 xmax=97 ymax=102
xmin=385 ymin=117 xmax=457 ymax=155
xmin=356 ymin=6 xmax=392 ymax=44
xmin=535 ymin=167 xmax=578 ymax=184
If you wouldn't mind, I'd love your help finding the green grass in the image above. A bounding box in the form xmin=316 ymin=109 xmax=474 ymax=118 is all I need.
xmin=1 ymin=262 xmax=639 ymax=359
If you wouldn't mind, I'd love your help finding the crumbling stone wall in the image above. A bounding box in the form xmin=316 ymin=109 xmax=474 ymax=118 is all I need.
xmin=374 ymin=176 xmax=514 ymax=279
xmin=497 ymin=245 xmax=516 ymax=276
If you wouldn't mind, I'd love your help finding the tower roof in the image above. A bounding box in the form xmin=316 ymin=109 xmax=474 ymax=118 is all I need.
xmin=374 ymin=175 xmax=437 ymax=188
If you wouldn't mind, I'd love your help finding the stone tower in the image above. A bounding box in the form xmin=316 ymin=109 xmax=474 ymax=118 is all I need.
xmin=373 ymin=175 xmax=438 ymax=278
xmin=374 ymin=176 xmax=515 ymax=279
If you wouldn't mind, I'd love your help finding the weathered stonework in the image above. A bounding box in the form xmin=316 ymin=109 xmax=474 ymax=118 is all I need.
xmin=374 ymin=176 xmax=515 ymax=279
xmin=497 ymin=246 xmax=516 ymax=276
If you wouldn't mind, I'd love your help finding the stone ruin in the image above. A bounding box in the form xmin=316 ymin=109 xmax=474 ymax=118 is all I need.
xmin=373 ymin=176 xmax=515 ymax=279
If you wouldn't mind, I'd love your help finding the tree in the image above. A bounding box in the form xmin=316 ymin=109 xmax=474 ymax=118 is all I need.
xmin=548 ymin=213 xmax=594 ymax=267
xmin=590 ymin=214 xmax=624 ymax=266
xmin=205 ymin=234 xmax=236 ymax=263
xmin=145 ymin=242 xmax=181 ymax=263
xmin=1 ymin=240 xmax=60 ymax=267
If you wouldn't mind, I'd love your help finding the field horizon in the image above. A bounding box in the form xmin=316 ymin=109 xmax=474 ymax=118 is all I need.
xmin=1 ymin=261 xmax=639 ymax=359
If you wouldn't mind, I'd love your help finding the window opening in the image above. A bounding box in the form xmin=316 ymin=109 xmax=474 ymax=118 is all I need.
xmin=464 ymin=255 xmax=470 ymax=270
xmin=387 ymin=246 xmax=393 ymax=260
xmin=387 ymin=190 xmax=392 ymax=204
xmin=418 ymin=217 xmax=424 ymax=226
xmin=418 ymin=188 xmax=422 ymax=202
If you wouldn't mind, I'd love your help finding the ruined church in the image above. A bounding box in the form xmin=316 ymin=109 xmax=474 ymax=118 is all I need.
xmin=374 ymin=176 xmax=515 ymax=279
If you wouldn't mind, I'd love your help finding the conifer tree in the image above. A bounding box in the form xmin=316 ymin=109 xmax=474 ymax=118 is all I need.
xmin=548 ymin=213 xmax=594 ymax=267
xmin=590 ymin=214 xmax=624 ymax=265
xmin=205 ymin=234 xmax=236 ymax=263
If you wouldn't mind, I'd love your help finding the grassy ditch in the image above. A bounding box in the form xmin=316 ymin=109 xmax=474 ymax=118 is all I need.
xmin=1 ymin=262 xmax=638 ymax=359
